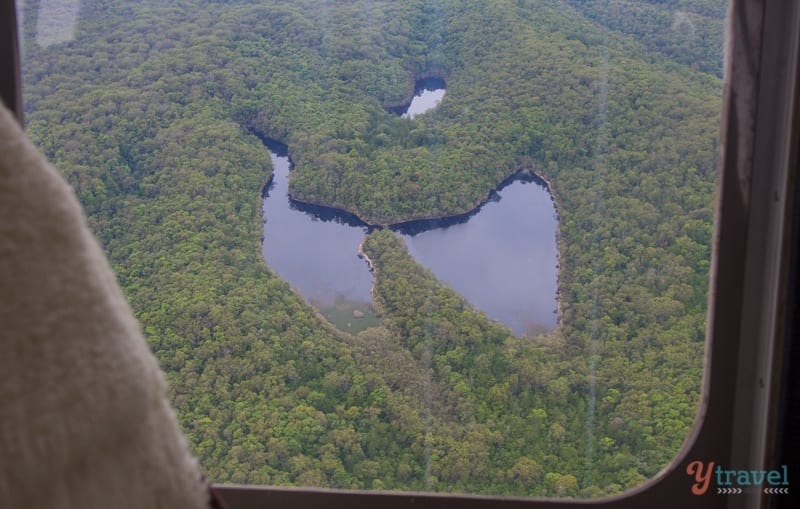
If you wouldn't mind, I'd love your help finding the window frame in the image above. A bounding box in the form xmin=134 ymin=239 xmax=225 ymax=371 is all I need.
xmin=1 ymin=0 xmax=22 ymax=125
xmin=3 ymin=1 xmax=798 ymax=507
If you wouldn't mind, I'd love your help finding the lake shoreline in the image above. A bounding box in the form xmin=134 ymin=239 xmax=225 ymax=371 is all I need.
xmin=283 ymin=161 xmax=563 ymax=334
xmin=357 ymin=239 xmax=379 ymax=315
xmin=382 ymin=71 xmax=449 ymax=113
xmin=287 ymin=165 xmax=555 ymax=229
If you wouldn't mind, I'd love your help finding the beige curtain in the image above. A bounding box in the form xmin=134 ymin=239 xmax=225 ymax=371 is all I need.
xmin=0 ymin=102 xmax=210 ymax=508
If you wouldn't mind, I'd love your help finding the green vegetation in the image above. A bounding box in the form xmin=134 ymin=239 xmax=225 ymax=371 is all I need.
xmin=566 ymin=0 xmax=727 ymax=77
xmin=20 ymin=0 xmax=723 ymax=497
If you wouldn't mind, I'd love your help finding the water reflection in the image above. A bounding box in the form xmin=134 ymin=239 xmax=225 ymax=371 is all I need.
xmin=35 ymin=0 xmax=82 ymax=47
xmin=397 ymin=176 xmax=558 ymax=335
xmin=261 ymin=140 xmax=377 ymax=333
xmin=387 ymin=77 xmax=446 ymax=118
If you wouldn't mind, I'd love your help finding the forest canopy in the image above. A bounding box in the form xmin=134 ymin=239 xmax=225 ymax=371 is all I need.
xmin=20 ymin=0 xmax=723 ymax=497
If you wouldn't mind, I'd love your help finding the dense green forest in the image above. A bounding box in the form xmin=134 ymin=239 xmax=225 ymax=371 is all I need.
xmin=19 ymin=0 xmax=723 ymax=497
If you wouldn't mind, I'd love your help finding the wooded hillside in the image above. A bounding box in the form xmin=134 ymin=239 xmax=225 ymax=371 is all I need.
xmin=20 ymin=0 xmax=724 ymax=497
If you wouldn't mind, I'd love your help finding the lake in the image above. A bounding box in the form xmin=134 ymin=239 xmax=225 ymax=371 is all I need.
xmin=260 ymin=81 xmax=558 ymax=335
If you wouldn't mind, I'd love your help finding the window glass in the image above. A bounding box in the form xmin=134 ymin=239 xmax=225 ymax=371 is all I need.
xmin=16 ymin=0 xmax=726 ymax=497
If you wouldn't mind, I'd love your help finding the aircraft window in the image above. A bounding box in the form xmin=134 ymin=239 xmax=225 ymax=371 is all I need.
xmin=7 ymin=0 xmax=798 ymax=507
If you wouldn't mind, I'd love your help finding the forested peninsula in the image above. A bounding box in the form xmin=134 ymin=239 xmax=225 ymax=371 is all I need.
xmin=20 ymin=0 xmax=724 ymax=497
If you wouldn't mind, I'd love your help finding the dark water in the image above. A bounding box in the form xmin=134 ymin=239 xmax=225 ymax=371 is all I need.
xmin=261 ymin=141 xmax=377 ymax=333
xmin=397 ymin=175 xmax=558 ymax=334
xmin=260 ymin=82 xmax=558 ymax=335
